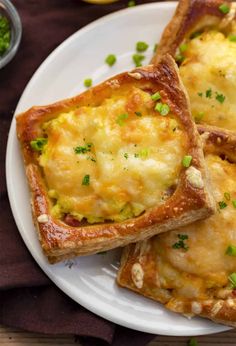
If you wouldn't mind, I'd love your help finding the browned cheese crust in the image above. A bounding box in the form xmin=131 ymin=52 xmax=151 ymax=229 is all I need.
xmin=16 ymin=55 xmax=215 ymax=264
xmin=117 ymin=126 xmax=236 ymax=327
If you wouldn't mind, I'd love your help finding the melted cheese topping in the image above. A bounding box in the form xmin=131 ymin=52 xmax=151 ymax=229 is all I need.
xmin=39 ymin=86 xmax=187 ymax=223
xmin=154 ymin=154 xmax=236 ymax=300
xmin=179 ymin=30 xmax=236 ymax=130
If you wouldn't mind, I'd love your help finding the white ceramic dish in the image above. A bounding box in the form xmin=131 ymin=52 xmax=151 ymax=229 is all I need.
xmin=6 ymin=2 xmax=231 ymax=336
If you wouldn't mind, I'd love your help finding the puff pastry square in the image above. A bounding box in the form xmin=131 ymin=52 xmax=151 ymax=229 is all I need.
xmin=152 ymin=0 xmax=236 ymax=131
xmin=16 ymin=55 xmax=215 ymax=263
xmin=117 ymin=126 xmax=236 ymax=327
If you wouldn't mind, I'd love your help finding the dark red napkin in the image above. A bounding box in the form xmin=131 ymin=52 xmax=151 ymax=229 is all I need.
xmin=0 ymin=0 xmax=162 ymax=345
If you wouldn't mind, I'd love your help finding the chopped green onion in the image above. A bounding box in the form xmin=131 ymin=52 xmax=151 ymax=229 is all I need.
xmin=74 ymin=143 xmax=92 ymax=154
xmin=116 ymin=113 xmax=128 ymax=126
xmin=195 ymin=111 xmax=204 ymax=123
xmin=232 ymin=200 xmax=236 ymax=208
xmin=226 ymin=245 xmax=236 ymax=256
xmin=136 ymin=41 xmax=149 ymax=52
xmin=172 ymin=234 xmax=189 ymax=251
xmin=30 ymin=138 xmax=48 ymax=151
xmin=175 ymin=54 xmax=185 ymax=63
xmin=155 ymin=102 xmax=170 ymax=116
xmin=179 ymin=43 xmax=188 ymax=53
xmin=151 ymin=92 xmax=161 ymax=101
xmin=182 ymin=155 xmax=192 ymax=168
xmin=132 ymin=53 xmax=145 ymax=67
xmin=215 ymin=92 xmax=225 ymax=103
xmin=82 ymin=174 xmax=90 ymax=186
xmin=219 ymin=3 xmax=230 ymax=14
xmin=84 ymin=78 xmax=92 ymax=88
xmin=206 ymin=88 xmax=212 ymax=98
xmin=124 ymin=153 xmax=128 ymax=159
xmin=188 ymin=338 xmax=198 ymax=346
xmin=229 ymin=272 xmax=236 ymax=288
xmin=198 ymin=92 xmax=203 ymax=97
xmin=139 ymin=148 xmax=149 ymax=158
xmin=153 ymin=43 xmax=158 ymax=52
xmin=224 ymin=192 xmax=231 ymax=201
xmin=127 ymin=0 xmax=136 ymax=7
xmin=105 ymin=54 xmax=116 ymax=66
xmin=218 ymin=201 xmax=227 ymax=209
xmin=135 ymin=111 xmax=142 ymax=117
xmin=229 ymin=34 xmax=236 ymax=42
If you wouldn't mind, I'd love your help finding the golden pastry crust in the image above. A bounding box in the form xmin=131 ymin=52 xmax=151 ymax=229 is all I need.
xmin=117 ymin=125 xmax=236 ymax=327
xmin=16 ymin=55 xmax=215 ymax=264
xmin=152 ymin=0 xmax=236 ymax=131
xmin=151 ymin=0 xmax=233 ymax=65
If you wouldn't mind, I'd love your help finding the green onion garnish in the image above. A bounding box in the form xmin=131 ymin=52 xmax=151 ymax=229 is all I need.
xmin=153 ymin=43 xmax=158 ymax=52
xmin=226 ymin=245 xmax=236 ymax=256
xmin=135 ymin=111 xmax=142 ymax=117
xmin=224 ymin=192 xmax=231 ymax=201
xmin=172 ymin=234 xmax=189 ymax=251
xmin=74 ymin=143 xmax=92 ymax=154
xmin=215 ymin=92 xmax=225 ymax=103
xmin=232 ymin=200 xmax=236 ymax=208
xmin=229 ymin=34 xmax=236 ymax=42
xmin=84 ymin=78 xmax=92 ymax=88
xmin=116 ymin=113 xmax=128 ymax=126
xmin=219 ymin=3 xmax=230 ymax=14
xmin=179 ymin=43 xmax=188 ymax=53
xmin=151 ymin=92 xmax=161 ymax=101
xmin=206 ymin=88 xmax=212 ymax=98
xmin=132 ymin=53 xmax=145 ymax=67
xmin=175 ymin=54 xmax=185 ymax=63
xmin=105 ymin=54 xmax=116 ymax=66
xmin=155 ymin=103 xmax=170 ymax=116
xmin=82 ymin=174 xmax=90 ymax=186
xmin=124 ymin=153 xmax=128 ymax=159
xmin=30 ymin=138 xmax=48 ymax=151
xmin=229 ymin=272 xmax=236 ymax=288
xmin=219 ymin=201 xmax=227 ymax=209
xmin=136 ymin=41 xmax=149 ymax=52
xmin=182 ymin=155 xmax=192 ymax=168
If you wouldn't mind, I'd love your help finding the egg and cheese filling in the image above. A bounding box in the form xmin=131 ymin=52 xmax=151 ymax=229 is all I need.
xmin=38 ymin=86 xmax=187 ymax=224
xmin=154 ymin=154 xmax=236 ymax=302
xmin=178 ymin=28 xmax=236 ymax=130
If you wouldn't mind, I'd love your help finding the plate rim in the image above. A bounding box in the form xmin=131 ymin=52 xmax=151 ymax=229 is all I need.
xmin=6 ymin=2 xmax=231 ymax=336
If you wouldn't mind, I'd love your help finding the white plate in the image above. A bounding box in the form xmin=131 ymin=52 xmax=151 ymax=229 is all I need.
xmin=6 ymin=2 xmax=231 ymax=336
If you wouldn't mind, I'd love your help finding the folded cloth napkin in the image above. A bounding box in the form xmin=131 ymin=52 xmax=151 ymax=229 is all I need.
xmin=0 ymin=0 xmax=161 ymax=344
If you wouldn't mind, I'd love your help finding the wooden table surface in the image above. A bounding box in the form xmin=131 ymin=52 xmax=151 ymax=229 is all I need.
xmin=1 ymin=325 xmax=236 ymax=345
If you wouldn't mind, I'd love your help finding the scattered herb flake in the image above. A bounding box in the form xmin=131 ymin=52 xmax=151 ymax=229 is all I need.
xmin=232 ymin=200 xmax=236 ymax=208
xmin=74 ymin=143 xmax=92 ymax=154
xmin=139 ymin=148 xmax=149 ymax=158
xmin=198 ymin=92 xmax=203 ymax=97
xmin=155 ymin=102 xmax=170 ymax=116
xmin=30 ymin=138 xmax=48 ymax=152
xmin=182 ymin=155 xmax=192 ymax=168
xmin=229 ymin=272 xmax=236 ymax=288
xmin=179 ymin=43 xmax=188 ymax=53
xmin=195 ymin=111 xmax=204 ymax=123
xmin=224 ymin=192 xmax=231 ymax=201
xmin=124 ymin=153 xmax=128 ymax=159
xmin=175 ymin=54 xmax=185 ymax=64
xmin=172 ymin=234 xmax=189 ymax=251
xmin=219 ymin=3 xmax=230 ymax=14
xmin=116 ymin=113 xmax=128 ymax=126
xmin=135 ymin=111 xmax=142 ymax=117
xmin=153 ymin=43 xmax=158 ymax=52
xmin=218 ymin=201 xmax=227 ymax=209
xmin=136 ymin=41 xmax=149 ymax=52
xmin=229 ymin=34 xmax=236 ymax=42
xmin=105 ymin=54 xmax=116 ymax=66
xmin=151 ymin=92 xmax=161 ymax=101
xmin=82 ymin=174 xmax=90 ymax=186
xmin=132 ymin=53 xmax=145 ymax=67
xmin=206 ymin=88 xmax=212 ymax=98
xmin=84 ymin=78 xmax=92 ymax=88
xmin=226 ymin=245 xmax=236 ymax=256
xmin=215 ymin=92 xmax=225 ymax=103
